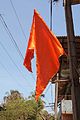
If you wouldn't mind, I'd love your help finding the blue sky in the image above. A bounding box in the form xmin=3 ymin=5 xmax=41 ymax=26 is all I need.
xmin=0 ymin=0 xmax=80 ymax=113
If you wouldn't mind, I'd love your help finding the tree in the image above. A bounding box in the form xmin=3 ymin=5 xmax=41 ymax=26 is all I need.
xmin=0 ymin=90 xmax=54 ymax=120
xmin=4 ymin=90 xmax=23 ymax=103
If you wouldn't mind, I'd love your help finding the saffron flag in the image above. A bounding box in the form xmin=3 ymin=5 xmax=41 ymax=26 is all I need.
xmin=23 ymin=9 xmax=65 ymax=101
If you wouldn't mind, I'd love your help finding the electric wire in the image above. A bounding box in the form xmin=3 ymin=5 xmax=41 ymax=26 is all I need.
xmin=0 ymin=61 xmax=32 ymax=89
xmin=44 ymin=82 xmax=51 ymax=95
xmin=43 ymin=83 xmax=52 ymax=107
xmin=9 ymin=0 xmax=35 ymax=80
xmin=0 ymin=14 xmax=24 ymax=60
xmin=44 ymin=82 xmax=54 ymax=111
xmin=0 ymin=40 xmax=33 ymax=88
xmin=0 ymin=14 xmax=35 ymax=81
xmin=0 ymin=62 xmax=22 ymax=87
xmin=0 ymin=62 xmax=13 ymax=80
xmin=9 ymin=0 xmax=27 ymax=42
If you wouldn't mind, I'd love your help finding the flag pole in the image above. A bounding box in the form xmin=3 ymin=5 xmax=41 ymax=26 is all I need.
xmin=49 ymin=1 xmax=58 ymax=119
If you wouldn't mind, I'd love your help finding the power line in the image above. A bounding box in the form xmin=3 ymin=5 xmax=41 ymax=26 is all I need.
xmin=0 ymin=62 xmax=13 ymax=79
xmin=10 ymin=0 xmax=27 ymax=42
xmin=0 ymin=62 xmax=21 ymax=86
xmin=42 ymin=83 xmax=52 ymax=105
xmin=0 ymin=14 xmax=24 ymax=60
xmin=0 ymin=61 xmax=32 ymax=89
xmin=9 ymin=0 xmax=35 ymax=80
xmin=44 ymin=82 xmax=51 ymax=95
xmin=43 ymin=81 xmax=54 ymax=110
xmin=0 ymin=40 xmax=23 ymax=76
xmin=8 ymin=0 xmax=36 ymax=81
xmin=0 ymin=40 xmax=33 ymax=88
xmin=0 ymin=14 xmax=35 ymax=81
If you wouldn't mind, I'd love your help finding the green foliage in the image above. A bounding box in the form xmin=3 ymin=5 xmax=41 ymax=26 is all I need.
xmin=0 ymin=90 xmax=54 ymax=120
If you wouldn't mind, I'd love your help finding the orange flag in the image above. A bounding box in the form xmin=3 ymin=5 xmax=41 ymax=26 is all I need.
xmin=23 ymin=9 xmax=65 ymax=101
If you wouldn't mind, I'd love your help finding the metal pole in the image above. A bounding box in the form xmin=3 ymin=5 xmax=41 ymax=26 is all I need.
xmin=54 ymin=73 xmax=59 ymax=120
xmin=64 ymin=0 xmax=80 ymax=120
xmin=50 ymin=0 xmax=52 ymax=30
xmin=49 ymin=1 xmax=59 ymax=119
xmin=50 ymin=1 xmax=59 ymax=119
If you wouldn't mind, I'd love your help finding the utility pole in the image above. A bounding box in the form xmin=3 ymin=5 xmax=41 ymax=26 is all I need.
xmin=49 ymin=1 xmax=58 ymax=119
xmin=64 ymin=0 xmax=80 ymax=119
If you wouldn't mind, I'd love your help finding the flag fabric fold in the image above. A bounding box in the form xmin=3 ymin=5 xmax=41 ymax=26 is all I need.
xmin=23 ymin=9 xmax=65 ymax=101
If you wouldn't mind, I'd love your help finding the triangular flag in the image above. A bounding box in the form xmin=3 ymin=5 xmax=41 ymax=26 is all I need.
xmin=23 ymin=9 xmax=65 ymax=101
